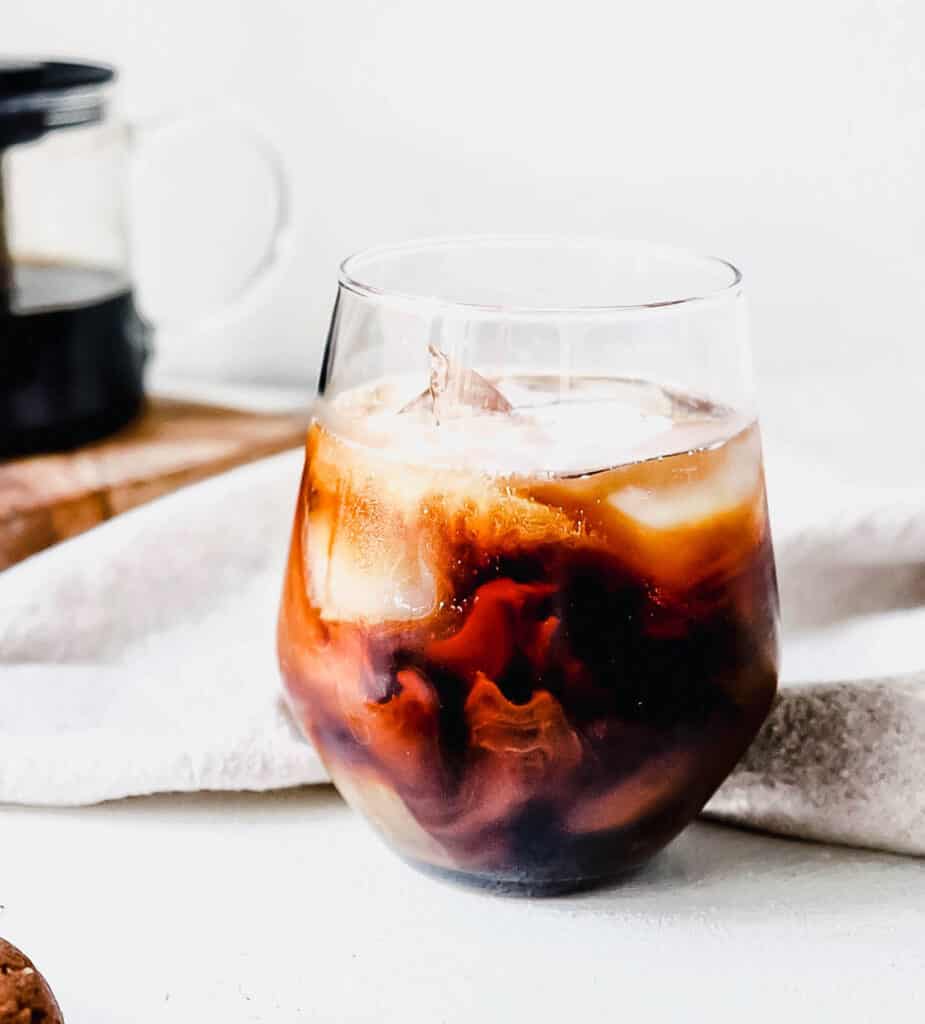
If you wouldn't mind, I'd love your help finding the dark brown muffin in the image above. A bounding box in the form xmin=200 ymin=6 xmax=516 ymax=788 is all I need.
xmin=0 ymin=939 xmax=63 ymax=1023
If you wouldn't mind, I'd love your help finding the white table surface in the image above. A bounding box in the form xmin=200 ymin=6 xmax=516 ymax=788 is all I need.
xmin=2 ymin=787 xmax=923 ymax=1023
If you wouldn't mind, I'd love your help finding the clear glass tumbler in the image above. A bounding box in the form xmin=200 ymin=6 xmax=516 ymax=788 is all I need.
xmin=278 ymin=238 xmax=779 ymax=894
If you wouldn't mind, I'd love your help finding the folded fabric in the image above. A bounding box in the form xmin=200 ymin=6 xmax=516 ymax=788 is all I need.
xmin=706 ymin=676 xmax=925 ymax=856
xmin=1 ymin=440 xmax=923 ymax=857
xmin=0 ymin=450 xmax=325 ymax=803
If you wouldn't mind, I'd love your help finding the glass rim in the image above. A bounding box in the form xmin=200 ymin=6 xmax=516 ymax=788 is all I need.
xmin=338 ymin=235 xmax=743 ymax=316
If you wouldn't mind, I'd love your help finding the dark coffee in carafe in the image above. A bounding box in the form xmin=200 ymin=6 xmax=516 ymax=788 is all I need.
xmin=0 ymin=260 xmax=148 ymax=457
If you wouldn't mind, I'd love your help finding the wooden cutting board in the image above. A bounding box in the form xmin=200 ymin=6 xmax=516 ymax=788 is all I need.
xmin=0 ymin=397 xmax=310 ymax=570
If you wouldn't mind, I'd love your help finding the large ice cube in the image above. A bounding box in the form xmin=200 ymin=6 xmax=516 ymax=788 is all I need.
xmin=608 ymin=422 xmax=762 ymax=530
xmin=400 ymin=345 xmax=513 ymax=419
xmin=599 ymin=424 xmax=767 ymax=588
xmin=305 ymin=501 xmax=437 ymax=623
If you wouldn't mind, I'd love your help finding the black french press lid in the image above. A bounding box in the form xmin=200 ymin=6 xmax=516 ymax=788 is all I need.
xmin=0 ymin=59 xmax=115 ymax=147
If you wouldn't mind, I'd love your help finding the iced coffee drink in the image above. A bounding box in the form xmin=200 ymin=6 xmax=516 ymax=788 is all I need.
xmin=279 ymin=358 xmax=778 ymax=891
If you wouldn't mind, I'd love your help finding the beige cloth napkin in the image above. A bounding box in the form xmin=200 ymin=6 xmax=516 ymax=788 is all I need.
xmin=706 ymin=451 xmax=925 ymax=853
xmin=1 ymin=444 xmax=923 ymax=856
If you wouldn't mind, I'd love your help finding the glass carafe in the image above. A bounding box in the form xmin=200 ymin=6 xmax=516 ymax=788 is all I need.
xmin=0 ymin=59 xmax=289 ymax=457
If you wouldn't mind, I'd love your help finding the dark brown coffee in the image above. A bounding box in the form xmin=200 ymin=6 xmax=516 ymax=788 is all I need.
xmin=1 ymin=261 xmax=149 ymax=457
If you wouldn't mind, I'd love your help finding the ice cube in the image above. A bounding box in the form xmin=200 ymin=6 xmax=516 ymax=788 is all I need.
xmin=400 ymin=345 xmax=513 ymax=419
xmin=598 ymin=424 xmax=767 ymax=589
xmin=304 ymin=502 xmax=437 ymax=623
xmin=608 ymin=424 xmax=762 ymax=530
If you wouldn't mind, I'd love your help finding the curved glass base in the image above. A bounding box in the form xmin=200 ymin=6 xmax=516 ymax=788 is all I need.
xmin=406 ymin=857 xmax=643 ymax=898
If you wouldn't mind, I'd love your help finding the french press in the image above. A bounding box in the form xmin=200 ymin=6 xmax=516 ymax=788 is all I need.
xmin=0 ymin=58 xmax=289 ymax=458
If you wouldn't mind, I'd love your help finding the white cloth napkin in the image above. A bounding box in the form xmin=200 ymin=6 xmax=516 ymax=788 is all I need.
xmin=1 ymin=443 xmax=924 ymax=857
xmin=0 ymin=450 xmax=325 ymax=803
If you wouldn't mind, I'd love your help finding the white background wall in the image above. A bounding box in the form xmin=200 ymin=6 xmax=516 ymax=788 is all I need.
xmin=5 ymin=0 xmax=925 ymax=477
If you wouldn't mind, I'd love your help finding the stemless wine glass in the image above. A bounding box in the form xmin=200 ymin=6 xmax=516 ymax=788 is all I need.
xmin=278 ymin=238 xmax=779 ymax=894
